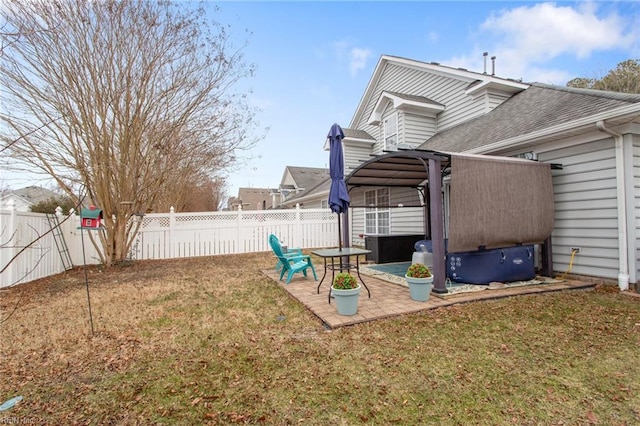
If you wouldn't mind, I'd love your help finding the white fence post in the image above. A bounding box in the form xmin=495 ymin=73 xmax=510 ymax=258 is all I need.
xmin=294 ymin=203 xmax=302 ymax=248
xmin=68 ymin=209 xmax=81 ymax=265
xmin=169 ymin=206 xmax=175 ymax=258
xmin=1 ymin=200 xmax=18 ymax=286
xmin=0 ymin=204 xmax=5 ymax=286
xmin=236 ymin=205 xmax=242 ymax=254
xmin=4 ymin=207 xmax=338 ymax=286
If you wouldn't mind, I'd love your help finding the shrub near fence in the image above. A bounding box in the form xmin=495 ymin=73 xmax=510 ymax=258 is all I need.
xmin=1 ymin=204 xmax=338 ymax=288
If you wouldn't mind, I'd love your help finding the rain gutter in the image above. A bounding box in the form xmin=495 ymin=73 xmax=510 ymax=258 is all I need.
xmin=596 ymin=121 xmax=630 ymax=291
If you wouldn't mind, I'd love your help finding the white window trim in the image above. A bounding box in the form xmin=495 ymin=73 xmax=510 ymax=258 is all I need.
xmin=365 ymin=188 xmax=390 ymax=235
xmin=383 ymin=112 xmax=398 ymax=151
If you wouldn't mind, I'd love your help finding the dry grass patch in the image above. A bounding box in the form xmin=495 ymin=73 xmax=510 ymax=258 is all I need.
xmin=1 ymin=252 xmax=639 ymax=425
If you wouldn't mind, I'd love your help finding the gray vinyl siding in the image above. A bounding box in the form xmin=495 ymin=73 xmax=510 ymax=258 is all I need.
xmin=389 ymin=187 xmax=424 ymax=235
xmin=344 ymin=143 xmax=373 ymax=175
xmin=350 ymin=199 xmax=365 ymax=247
xmin=348 ymin=186 xmax=367 ymax=247
xmin=398 ymin=112 xmax=405 ymax=146
xmin=488 ymin=92 xmax=510 ymax=110
xmin=355 ymin=63 xmax=494 ymax=153
xmin=404 ymin=112 xmax=436 ymax=146
xmin=437 ymin=90 xmax=486 ymax=131
xmin=538 ymin=138 xmax=620 ymax=280
xmin=475 ymin=91 xmax=512 ymax=113
xmin=633 ymin=135 xmax=640 ymax=283
xmin=367 ymin=125 xmax=383 ymax=154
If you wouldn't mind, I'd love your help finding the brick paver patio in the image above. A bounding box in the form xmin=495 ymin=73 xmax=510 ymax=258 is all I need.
xmin=261 ymin=267 xmax=596 ymax=329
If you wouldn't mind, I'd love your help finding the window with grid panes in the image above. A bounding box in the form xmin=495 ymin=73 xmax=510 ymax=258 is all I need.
xmin=365 ymin=188 xmax=390 ymax=234
xmin=383 ymin=113 xmax=397 ymax=150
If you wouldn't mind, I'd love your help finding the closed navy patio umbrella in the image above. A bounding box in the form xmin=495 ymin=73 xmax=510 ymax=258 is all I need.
xmin=327 ymin=123 xmax=350 ymax=250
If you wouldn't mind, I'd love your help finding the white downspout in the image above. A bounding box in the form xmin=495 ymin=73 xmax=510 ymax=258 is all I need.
xmin=596 ymin=121 xmax=629 ymax=291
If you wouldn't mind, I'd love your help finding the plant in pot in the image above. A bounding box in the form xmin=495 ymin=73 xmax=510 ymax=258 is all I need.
xmin=405 ymin=263 xmax=434 ymax=302
xmin=332 ymin=272 xmax=361 ymax=316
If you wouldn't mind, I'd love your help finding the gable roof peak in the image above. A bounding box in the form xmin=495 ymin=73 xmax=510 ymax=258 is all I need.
xmin=351 ymin=54 xmax=529 ymax=128
xmin=368 ymin=90 xmax=445 ymax=125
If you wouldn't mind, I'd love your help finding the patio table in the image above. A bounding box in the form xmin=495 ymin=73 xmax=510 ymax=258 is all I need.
xmin=311 ymin=247 xmax=372 ymax=303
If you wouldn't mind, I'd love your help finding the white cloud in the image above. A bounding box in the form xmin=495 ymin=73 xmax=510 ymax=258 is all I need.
xmin=348 ymin=47 xmax=372 ymax=77
xmin=447 ymin=2 xmax=638 ymax=84
xmin=332 ymin=40 xmax=350 ymax=57
xmin=482 ymin=2 xmax=633 ymax=57
xmin=329 ymin=40 xmax=372 ymax=77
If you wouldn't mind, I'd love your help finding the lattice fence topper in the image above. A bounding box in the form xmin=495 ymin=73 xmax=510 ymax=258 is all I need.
xmin=2 ymin=204 xmax=339 ymax=287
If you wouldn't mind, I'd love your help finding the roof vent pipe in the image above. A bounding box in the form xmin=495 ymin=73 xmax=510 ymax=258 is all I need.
xmin=491 ymin=56 xmax=496 ymax=76
xmin=483 ymin=52 xmax=488 ymax=74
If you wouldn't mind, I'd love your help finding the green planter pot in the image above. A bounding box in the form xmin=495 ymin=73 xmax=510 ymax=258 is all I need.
xmin=332 ymin=285 xmax=361 ymax=315
xmin=405 ymin=275 xmax=434 ymax=302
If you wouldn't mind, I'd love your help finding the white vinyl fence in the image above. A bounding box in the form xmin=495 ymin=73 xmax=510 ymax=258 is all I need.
xmin=1 ymin=203 xmax=338 ymax=288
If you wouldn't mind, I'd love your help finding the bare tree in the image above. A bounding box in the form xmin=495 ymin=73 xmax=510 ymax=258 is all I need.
xmin=566 ymin=59 xmax=640 ymax=94
xmin=154 ymin=171 xmax=226 ymax=212
xmin=0 ymin=0 xmax=261 ymax=264
xmin=178 ymin=176 xmax=227 ymax=212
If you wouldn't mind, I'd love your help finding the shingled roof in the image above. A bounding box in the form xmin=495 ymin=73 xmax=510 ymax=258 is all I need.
xmin=343 ymin=128 xmax=375 ymax=141
xmin=422 ymin=83 xmax=640 ymax=152
xmin=228 ymin=187 xmax=277 ymax=210
xmin=283 ymin=166 xmax=327 ymax=190
xmin=2 ymin=186 xmax=57 ymax=204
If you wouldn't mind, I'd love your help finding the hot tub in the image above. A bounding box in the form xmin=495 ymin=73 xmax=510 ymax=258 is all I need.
xmin=364 ymin=234 xmax=424 ymax=264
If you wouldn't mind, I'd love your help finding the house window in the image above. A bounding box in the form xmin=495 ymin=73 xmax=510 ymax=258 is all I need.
xmin=383 ymin=113 xmax=397 ymax=150
xmin=321 ymin=199 xmax=328 ymax=209
xmin=365 ymin=188 xmax=390 ymax=235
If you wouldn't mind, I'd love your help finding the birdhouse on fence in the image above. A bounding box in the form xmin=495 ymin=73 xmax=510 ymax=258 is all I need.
xmin=80 ymin=205 xmax=103 ymax=230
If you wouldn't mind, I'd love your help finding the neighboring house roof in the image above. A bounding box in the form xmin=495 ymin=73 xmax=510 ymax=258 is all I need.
xmin=281 ymin=166 xmax=327 ymax=191
xmin=422 ymin=83 xmax=640 ymax=153
xmin=280 ymin=175 xmax=331 ymax=207
xmin=9 ymin=186 xmax=57 ymax=203
xmin=1 ymin=186 xmax=57 ymax=211
xmin=230 ymin=187 xmax=276 ymax=210
xmin=277 ymin=166 xmax=328 ymax=207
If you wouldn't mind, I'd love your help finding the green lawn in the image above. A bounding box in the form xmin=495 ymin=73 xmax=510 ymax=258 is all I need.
xmin=1 ymin=252 xmax=638 ymax=424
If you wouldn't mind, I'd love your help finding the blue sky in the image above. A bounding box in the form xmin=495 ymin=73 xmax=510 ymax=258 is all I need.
xmin=2 ymin=1 xmax=639 ymax=207
xmin=215 ymin=0 xmax=639 ymax=199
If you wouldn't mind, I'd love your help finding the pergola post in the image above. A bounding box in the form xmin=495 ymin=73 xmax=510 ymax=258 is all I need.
xmin=422 ymin=185 xmax=431 ymax=240
xmin=540 ymin=236 xmax=553 ymax=277
xmin=428 ymin=157 xmax=447 ymax=294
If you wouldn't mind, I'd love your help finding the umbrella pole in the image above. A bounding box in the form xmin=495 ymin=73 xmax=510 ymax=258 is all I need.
xmin=337 ymin=213 xmax=342 ymax=251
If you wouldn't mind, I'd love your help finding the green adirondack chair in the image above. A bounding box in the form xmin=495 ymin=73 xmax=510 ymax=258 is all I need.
xmin=270 ymin=236 xmax=303 ymax=273
xmin=269 ymin=234 xmax=317 ymax=284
